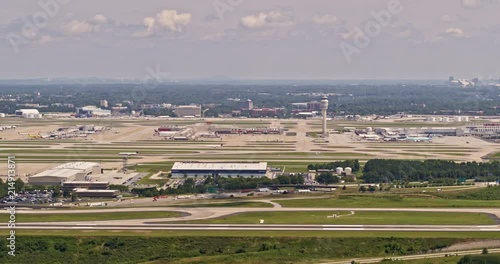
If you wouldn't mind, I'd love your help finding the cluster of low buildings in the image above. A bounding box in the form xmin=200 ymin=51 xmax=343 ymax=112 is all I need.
xmin=289 ymin=100 xmax=329 ymax=118
xmin=154 ymin=122 xmax=285 ymax=140
xmin=28 ymin=162 xmax=117 ymax=197
xmin=25 ymin=124 xmax=108 ymax=140
xmin=425 ymin=116 xmax=470 ymax=122
xmin=355 ymin=123 xmax=500 ymax=141
xmin=208 ymin=125 xmax=284 ymax=135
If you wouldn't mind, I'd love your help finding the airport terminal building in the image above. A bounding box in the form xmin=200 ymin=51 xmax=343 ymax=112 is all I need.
xmin=171 ymin=162 xmax=268 ymax=178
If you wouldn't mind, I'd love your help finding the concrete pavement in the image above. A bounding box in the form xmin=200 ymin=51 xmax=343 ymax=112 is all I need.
xmin=2 ymin=207 xmax=500 ymax=229
xmin=4 ymin=223 xmax=500 ymax=232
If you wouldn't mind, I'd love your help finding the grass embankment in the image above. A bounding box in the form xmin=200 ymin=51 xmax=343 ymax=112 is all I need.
xmin=392 ymin=253 xmax=500 ymax=264
xmin=0 ymin=211 xmax=181 ymax=222
xmin=5 ymin=230 xmax=500 ymax=239
xmin=456 ymin=254 xmax=500 ymax=263
xmin=275 ymin=195 xmax=500 ymax=208
xmin=0 ymin=236 xmax=471 ymax=264
xmin=483 ymin=150 xmax=500 ymax=160
xmin=175 ymin=211 xmax=494 ymax=225
xmin=391 ymin=258 xmax=461 ymax=264
xmin=437 ymin=186 xmax=500 ymax=200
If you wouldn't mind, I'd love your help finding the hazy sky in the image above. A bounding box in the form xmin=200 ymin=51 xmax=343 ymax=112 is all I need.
xmin=1 ymin=0 xmax=500 ymax=80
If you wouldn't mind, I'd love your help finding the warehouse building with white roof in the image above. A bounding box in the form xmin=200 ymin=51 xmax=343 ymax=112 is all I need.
xmin=29 ymin=162 xmax=101 ymax=186
xmin=171 ymin=162 xmax=268 ymax=178
xmin=54 ymin=162 xmax=101 ymax=175
xmin=15 ymin=109 xmax=42 ymax=118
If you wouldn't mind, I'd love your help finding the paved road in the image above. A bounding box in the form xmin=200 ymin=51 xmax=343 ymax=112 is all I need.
xmin=322 ymin=248 xmax=500 ymax=264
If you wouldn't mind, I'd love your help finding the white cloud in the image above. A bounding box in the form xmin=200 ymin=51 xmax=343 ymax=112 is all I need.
xmin=141 ymin=9 xmax=192 ymax=35
xmin=442 ymin=27 xmax=466 ymax=38
xmin=313 ymin=14 xmax=339 ymax=25
xmin=61 ymin=14 xmax=112 ymax=36
xmin=90 ymin=14 xmax=108 ymax=24
xmin=462 ymin=0 xmax=482 ymax=8
xmin=241 ymin=13 xmax=267 ymax=29
xmin=240 ymin=10 xmax=295 ymax=29
xmin=390 ymin=23 xmax=422 ymax=40
xmin=63 ymin=20 xmax=93 ymax=35
xmin=441 ymin=15 xmax=459 ymax=23
xmin=461 ymin=0 xmax=498 ymax=9
xmin=35 ymin=35 xmax=54 ymax=45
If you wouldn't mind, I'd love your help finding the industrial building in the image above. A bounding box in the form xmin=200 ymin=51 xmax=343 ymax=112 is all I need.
xmin=208 ymin=125 xmax=284 ymax=135
xmin=307 ymin=101 xmax=322 ymax=111
xmin=74 ymin=189 xmax=118 ymax=198
xmin=425 ymin=116 xmax=470 ymax=123
xmin=54 ymin=162 xmax=102 ymax=175
xmin=173 ymin=105 xmax=202 ymax=117
xmin=61 ymin=181 xmax=109 ymax=190
xmin=240 ymin=108 xmax=284 ymax=117
xmin=76 ymin=106 xmax=112 ymax=117
xmin=404 ymin=127 xmax=465 ymax=137
xmin=467 ymin=123 xmax=500 ymax=134
xmin=29 ymin=162 xmax=101 ymax=186
xmin=449 ymin=76 xmax=479 ymax=88
xmin=15 ymin=109 xmax=42 ymax=118
xmin=171 ymin=162 xmax=268 ymax=178
xmin=100 ymin=100 xmax=108 ymax=108
xmin=241 ymin=99 xmax=254 ymax=110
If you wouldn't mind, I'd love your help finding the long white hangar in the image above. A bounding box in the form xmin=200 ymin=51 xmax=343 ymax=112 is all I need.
xmin=171 ymin=162 xmax=268 ymax=178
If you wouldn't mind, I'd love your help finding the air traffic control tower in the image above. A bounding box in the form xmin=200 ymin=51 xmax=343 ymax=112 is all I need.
xmin=320 ymin=95 xmax=329 ymax=137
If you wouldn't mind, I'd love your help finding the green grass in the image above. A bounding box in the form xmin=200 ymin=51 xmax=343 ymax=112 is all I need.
xmin=175 ymin=211 xmax=494 ymax=225
xmin=175 ymin=151 xmax=373 ymax=157
xmin=0 ymin=234 xmax=468 ymax=264
xmin=455 ymin=254 xmax=500 ymax=264
xmin=5 ymin=230 xmax=499 ymax=239
xmin=0 ymin=211 xmax=182 ymax=222
xmin=437 ymin=186 xmax=500 ymax=200
xmin=367 ymin=146 xmax=477 ymax=149
xmin=390 ymin=256 xmax=463 ymax=264
xmin=131 ymin=162 xmax=175 ymax=185
xmin=483 ymin=151 xmax=500 ymax=160
xmin=275 ymin=195 xmax=500 ymax=208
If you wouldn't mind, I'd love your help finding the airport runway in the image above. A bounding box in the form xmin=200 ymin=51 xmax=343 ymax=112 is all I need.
xmin=4 ymin=223 xmax=500 ymax=232
xmin=3 ymin=207 xmax=500 ymax=231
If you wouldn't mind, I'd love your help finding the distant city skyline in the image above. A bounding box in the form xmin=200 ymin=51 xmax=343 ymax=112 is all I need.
xmin=1 ymin=0 xmax=500 ymax=80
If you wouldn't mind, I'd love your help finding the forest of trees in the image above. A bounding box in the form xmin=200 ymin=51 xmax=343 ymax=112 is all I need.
xmin=0 ymin=178 xmax=24 ymax=198
xmin=2 ymin=83 xmax=500 ymax=116
xmin=316 ymin=172 xmax=340 ymax=184
xmin=132 ymin=174 xmax=305 ymax=196
xmin=363 ymin=159 xmax=500 ymax=183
